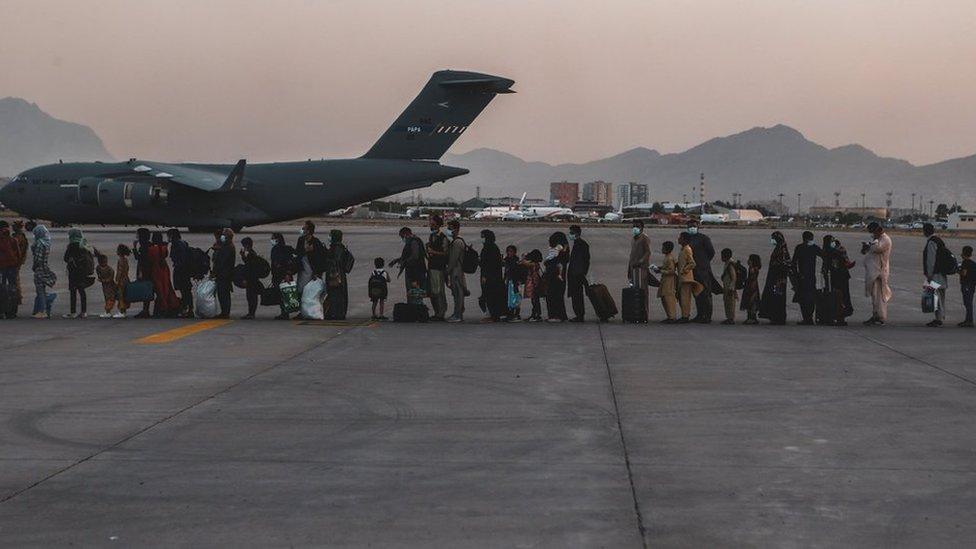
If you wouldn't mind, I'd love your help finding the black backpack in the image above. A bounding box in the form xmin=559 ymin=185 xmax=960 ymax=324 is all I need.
xmin=77 ymin=248 xmax=95 ymax=277
xmin=340 ymin=248 xmax=355 ymax=274
xmin=252 ymin=255 xmax=271 ymax=279
xmin=932 ymin=237 xmax=959 ymax=276
xmin=368 ymin=272 xmax=388 ymax=300
xmin=733 ymin=260 xmax=748 ymax=290
xmin=189 ymin=247 xmax=211 ymax=279
xmin=461 ymin=239 xmax=479 ymax=274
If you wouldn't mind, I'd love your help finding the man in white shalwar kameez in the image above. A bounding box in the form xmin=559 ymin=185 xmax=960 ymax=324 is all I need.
xmin=862 ymin=222 xmax=892 ymax=326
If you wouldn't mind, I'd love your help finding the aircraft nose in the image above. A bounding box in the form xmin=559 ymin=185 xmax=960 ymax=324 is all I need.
xmin=0 ymin=179 xmax=13 ymax=206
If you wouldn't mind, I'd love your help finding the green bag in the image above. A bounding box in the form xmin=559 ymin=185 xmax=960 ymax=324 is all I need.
xmin=279 ymin=281 xmax=300 ymax=314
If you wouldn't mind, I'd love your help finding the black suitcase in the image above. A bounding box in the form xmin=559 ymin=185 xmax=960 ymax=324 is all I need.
xmin=0 ymin=284 xmax=15 ymax=318
xmin=393 ymin=302 xmax=429 ymax=323
xmin=587 ymin=283 xmax=618 ymax=321
xmin=621 ymin=286 xmax=647 ymax=323
xmin=815 ymin=288 xmax=839 ymax=325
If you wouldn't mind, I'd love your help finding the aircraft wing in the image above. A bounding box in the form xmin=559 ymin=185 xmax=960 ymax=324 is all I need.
xmin=125 ymin=160 xmax=246 ymax=192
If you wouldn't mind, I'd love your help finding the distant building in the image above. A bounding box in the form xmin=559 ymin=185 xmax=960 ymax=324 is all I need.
xmin=615 ymin=182 xmax=648 ymax=209
xmin=582 ymin=181 xmax=613 ymax=207
xmin=808 ymin=206 xmax=888 ymax=220
xmin=947 ymin=212 xmax=976 ymax=230
xmin=572 ymin=199 xmax=613 ymax=216
xmin=549 ymin=181 xmax=579 ymax=207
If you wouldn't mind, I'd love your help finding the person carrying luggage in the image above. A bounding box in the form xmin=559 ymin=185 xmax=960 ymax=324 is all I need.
xmin=544 ymin=232 xmax=569 ymax=322
xmin=369 ymin=257 xmax=391 ymax=320
xmin=269 ymin=232 xmax=296 ymax=320
xmin=295 ymin=221 xmax=328 ymax=297
xmin=445 ymin=220 xmax=467 ymax=322
xmin=148 ymin=231 xmax=181 ymax=318
xmin=30 ymin=225 xmax=57 ymax=319
xmin=821 ymin=235 xmax=854 ymax=325
xmin=426 ymin=215 xmax=449 ymax=321
xmin=655 ymin=240 xmax=678 ymax=323
xmin=503 ymin=245 xmax=523 ymax=322
xmin=63 ymin=228 xmax=94 ymax=319
xmin=239 ymin=237 xmax=267 ymax=319
xmin=627 ymin=220 xmax=652 ymax=322
xmin=212 ymin=228 xmax=236 ymax=319
xmin=167 ymin=229 xmax=194 ymax=318
xmin=521 ymin=249 xmax=544 ymax=322
xmin=922 ymin=223 xmax=950 ymax=327
xmin=685 ymin=220 xmax=717 ymax=323
xmin=325 ymin=229 xmax=352 ymax=320
xmin=720 ymin=248 xmax=739 ymax=325
xmin=390 ymin=227 xmax=427 ymax=297
xmin=740 ymin=254 xmax=762 ymax=324
xmin=567 ymin=225 xmax=590 ymax=323
xmin=677 ymin=232 xmax=704 ymax=323
xmin=792 ymin=231 xmax=821 ymax=325
xmin=959 ymin=245 xmax=975 ymax=328
xmin=760 ymin=231 xmax=792 ymax=325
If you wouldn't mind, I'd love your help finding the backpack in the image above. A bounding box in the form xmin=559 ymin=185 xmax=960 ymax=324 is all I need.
xmin=461 ymin=240 xmax=479 ymax=274
xmin=340 ymin=248 xmax=355 ymax=274
xmin=189 ymin=247 xmax=211 ymax=279
xmin=931 ymin=237 xmax=959 ymax=276
xmin=733 ymin=260 xmax=748 ymax=290
xmin=252 ymin=255 xmax=271 ymax=279
xmin=368 ymin=271 xmax=388 ymax=300
xmin=77 ymin=248 xmax=95 ymax=277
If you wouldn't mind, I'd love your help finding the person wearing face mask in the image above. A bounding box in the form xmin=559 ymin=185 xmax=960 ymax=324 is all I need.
xmin=627 ymin=220 xmax=651 ymax=322
xmin=544 ymin=231 xmax=570 ymax=322
xmin=390 ymin=227 xmax=427 ymax=299
xmin=684 ymin=220 xmax=717 ymax=323
xmin=759 ymin=231 xmax=792 ymax=325
xmin=445 ymin=220 xmax=467 ymax=322
xmin=425 ymin=215 xmax=449 ymax=321
xmin=821 ymin=235 xmax=854 ymax=325
xmin=861 ymin=222 xmax=892 ymax=326
xmin=791 ymin=231 xmax=822 ymax=325
xmin=324 ymin=229 xmax=352 ymax=320
xmin=567 ymin=225 xmax=590 ymax=322
xmin=295 ymin=220 xmax=327 ymax=297
xmin=269 ymin=232 xmax=296 ymax=320
xmin=212 ymin=228 xmax=236 ymax=318
xmin=478 ymin=229 xmax=507 ymax=322
xmin=167 ymin=229 xmax=194 ymax=318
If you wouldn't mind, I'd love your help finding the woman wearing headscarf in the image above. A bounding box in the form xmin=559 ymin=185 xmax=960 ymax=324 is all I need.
xmin=63 ymin=228 xmax=94 ymax=319
xmin=148 ymin=231 xmax=180 ymax=317
xmin=30 ymin=225 xmax=57 ymax=318
xmin=544 ymin=231 xmax=570 ymax=322
xmin=325 ymin=229 xmax=351 ymax=320
xmin=132 ymin=227 xmax=153 ymax=318
xmin=478 ymin=229 xmax=507 ymax=322
xmin=270 ymin=232 xmax=296 ymax=320
xmin=212 ymin=228 xmax=236 ymax=319
xmin=821 ymin=234 xmax=854 ymax=325
xmin=759 ymin=231 xmax=792 ymax=325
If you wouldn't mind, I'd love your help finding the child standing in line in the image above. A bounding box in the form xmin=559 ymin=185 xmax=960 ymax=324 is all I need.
xmin=368 ymin=257 xmax=390 ymax=320
xmin=114 ymin=244 xmax=131 ymax=318
xmin=655 ymin=241 xmax=678 ymax=323
xmin=95 ymin=253 xmax=118 ymax=319
xmin=720 ymin=248 xmax=739 ymax=325
xmin=520 ymin=249 xmax=544 ymax=322
xmin=740 ymin=253 xmax=762 ymax=325
xmin=503 ymin=245 xmax=523 ymax=322
xmin=959 ymin=246 xmax=974 ymax=328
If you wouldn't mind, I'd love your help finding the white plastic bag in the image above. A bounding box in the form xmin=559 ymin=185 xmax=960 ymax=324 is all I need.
xmin=194 ymin=279 xmax=219 ymax=318
xmin=301 ymin=278 xmax=325 ymax=320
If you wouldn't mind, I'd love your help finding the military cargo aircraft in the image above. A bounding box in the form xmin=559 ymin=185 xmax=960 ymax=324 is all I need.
xmin=0 ymin=70 xmax=514 ymax=231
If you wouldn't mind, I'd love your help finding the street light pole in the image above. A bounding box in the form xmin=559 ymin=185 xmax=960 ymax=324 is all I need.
xmin=796 ymin=193 xmax=801 ymax=216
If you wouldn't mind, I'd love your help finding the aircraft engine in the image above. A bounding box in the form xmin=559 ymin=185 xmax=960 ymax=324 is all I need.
xmin=78 ymin=178 xmax=169 ymax=209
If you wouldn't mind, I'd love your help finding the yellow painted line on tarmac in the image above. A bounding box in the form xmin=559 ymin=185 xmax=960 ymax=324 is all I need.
xmin=135 ymin=319 xmax=234 ymax=344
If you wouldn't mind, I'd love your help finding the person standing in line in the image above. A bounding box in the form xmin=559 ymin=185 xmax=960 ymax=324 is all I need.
xmin=148 ymin=231 xmax=180 ymax=317
xmin=567 ymin=224 xmax=590 ymax=323
xmin=822 ymin=235 xmax=854 ymax=325
xmin=720 ymin=248 xmax=739 ymax=325
xmin=862 ymin=222 xmax=892 ymax=326
xmin=167 ymin=229 xmax=193 ymax=318
xmin=390 ymin=227 xmax=427 ymax=298
xmin=503 ymin=245 xmax=523 ymax=322
xmin=269 ymin=232 xmax=296 ymax=320
xmin=628 ymin=220 xmax=652 ymax=321
xmin=30 ymin=225 xmax=57 ymax=319
xmin=132 ymin=228 xmax=153 ymax=318
xmin=655 ymin=240 xmax=678 ymax=323
xmin=792 ymin=231 xmax=821 ymax=325
xmin=369 ymin=258 xmax=391 ymax=321
xmin=445 ymin=219 xmax=467 ymax=323
xmin=521 ymin=249 xmax=544 ymax=322
xmin=544 ymin=232 xmax=569 ymax=322
xmin=239 ymin=237 xmax=265 ymax=319
xmin=922 ymin=223 xmax=949 ymax=327
xmin=759 ymin=231 xmax=791 ymax=325
xmin=325 ymin=229 xmax=351 ymax=320
xmin=426 ymin=215 xmax=449 ymax=321
xmin=740 ymin=254 xmax=762 ymax=324
xmin=478 ymin=229 xmax=507 ymax=322
xmin=958 ymin=246 xmax=974 ymax=328
xmin=212 ymin=228 xmax=236 ymax=319
xmin=295 ymin=221 xmax=327 ymax=296
xmin=11 ymin=220 xmax=29 ymax=309
xmin=676 ymin=232 xmax=704 ymax=323
xmin=95 ymin=252 xmax=118 ymax=319
xmin=114 ymin=244 xmax=131 ymax=318
xmin=685 ymin=219 xmax=717 ymax=323
xmin=0 ymin=221 xmax=21 ymax=318
xmin=63 ymin=228 xmax=94 ymax=319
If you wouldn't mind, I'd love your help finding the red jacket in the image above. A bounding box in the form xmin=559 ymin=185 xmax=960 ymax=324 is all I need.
xmin=0 ymin=233 xmax=21 ymax=269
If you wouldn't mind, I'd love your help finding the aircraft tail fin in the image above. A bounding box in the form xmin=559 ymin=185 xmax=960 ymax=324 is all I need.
xmin=362 ymin=70 xmax=514 ymax=161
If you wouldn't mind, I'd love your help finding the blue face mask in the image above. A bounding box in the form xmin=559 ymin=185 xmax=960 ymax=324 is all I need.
xmin=688 ymin=226 xmax=699 ymax=235
xmin=806 ymin=240 xmax=815 ymax=246
xmin=632 ymin=227 xmax=641 ymax=236
xmin=831 ymin=241 xmax=838 ymax=248
xmin=446 ymin=229 xmax=454 ymax=238
xmin=271 ymin=239 xmax=278 ymax=246
xmin=770 ymin=238 xmax=778 ymax=246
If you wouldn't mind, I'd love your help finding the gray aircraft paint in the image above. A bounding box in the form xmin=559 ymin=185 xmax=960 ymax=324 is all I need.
xmin=0 ymin=70 xmax=514 ymax=230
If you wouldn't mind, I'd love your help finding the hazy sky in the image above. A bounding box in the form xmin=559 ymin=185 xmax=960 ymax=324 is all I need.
xmin=3 ymin=0 xmax=975 ymax=165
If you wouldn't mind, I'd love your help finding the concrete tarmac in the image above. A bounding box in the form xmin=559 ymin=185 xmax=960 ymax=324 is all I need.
xmin=0 ymin=225 xmax=974 ymax=547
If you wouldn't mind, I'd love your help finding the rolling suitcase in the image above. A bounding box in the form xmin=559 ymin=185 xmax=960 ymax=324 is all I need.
xmin=124 ymin=280 xmax=155 ymax=303
xmin=393 ymin=302 xmax=429 ymax=323
xmin=621 ymin=270 xmax=647 ymax=323
xmin=815 ymin=288 xmax=839 ymax=325
xmin=586 ymin=283 xmax=618 ymax=322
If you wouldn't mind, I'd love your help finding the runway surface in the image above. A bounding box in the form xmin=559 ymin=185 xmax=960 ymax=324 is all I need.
xmin=0 ymin=225 xmax=974 ymax=547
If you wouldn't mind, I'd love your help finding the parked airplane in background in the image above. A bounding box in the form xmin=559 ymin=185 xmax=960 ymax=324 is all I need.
xmin=0 ymin=70 xmax=514 ymax=231
xmin=471 ymin=193 xmax=577 ymax=221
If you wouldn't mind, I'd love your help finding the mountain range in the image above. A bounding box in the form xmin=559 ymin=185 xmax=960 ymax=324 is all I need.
xmin=0 ymin=97 xmax=113 ymax=177
xmin=441 ymin=125 xmax=976 ymax=208
xmin=0 ymin=96 xmax=972 ymax=208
